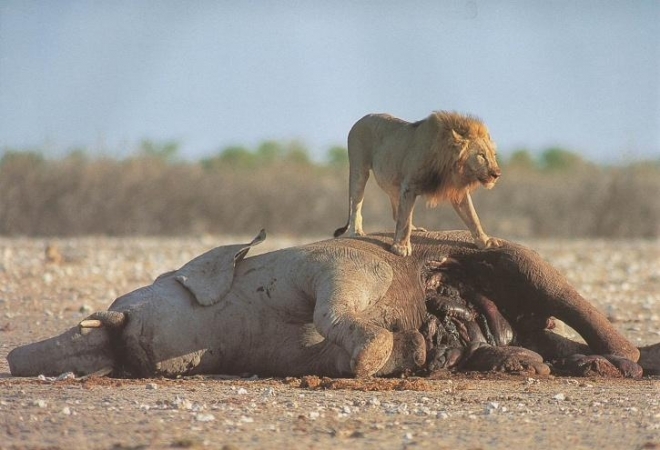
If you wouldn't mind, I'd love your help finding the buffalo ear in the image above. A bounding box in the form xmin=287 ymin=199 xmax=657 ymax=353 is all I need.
xmin=175 ymin=229 xmax=267 ymax=306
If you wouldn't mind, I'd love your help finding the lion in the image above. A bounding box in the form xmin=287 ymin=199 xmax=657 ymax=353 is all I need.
xmin=334 ymin=111 xmax=502 ymax=256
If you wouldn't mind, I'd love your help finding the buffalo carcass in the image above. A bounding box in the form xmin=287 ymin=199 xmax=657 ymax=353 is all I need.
xmin=8 ymin=231 xmax=659 ymax=378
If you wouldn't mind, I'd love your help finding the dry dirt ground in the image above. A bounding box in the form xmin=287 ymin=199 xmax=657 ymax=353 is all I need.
xmin=1 ymin=235 xmax=659 ymax=450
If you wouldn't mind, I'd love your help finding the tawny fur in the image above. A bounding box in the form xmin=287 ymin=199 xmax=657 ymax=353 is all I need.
xmin=335 ymin=111 xmax=502 ymax=255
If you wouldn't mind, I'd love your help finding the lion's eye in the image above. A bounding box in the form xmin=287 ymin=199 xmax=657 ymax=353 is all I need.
xmin=477 ymin=154 xmax=486 ymax=164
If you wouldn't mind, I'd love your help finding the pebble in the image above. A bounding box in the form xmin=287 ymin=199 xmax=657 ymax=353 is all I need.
xmin=485 ymin=402 xmax=500 ymax=414
xmin=195 ymin=413 xmax=215 ymax=422
xmin=56 ymin=372 xmax=75 ymax=381
xmin=369 ymin=397 xmax=381 ymax=406
xmin=173 ymin=397 xmax=193 ymax=410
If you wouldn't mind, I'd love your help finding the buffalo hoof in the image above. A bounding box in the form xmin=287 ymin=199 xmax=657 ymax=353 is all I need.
xmin=426 ymin=345 xmax=466 ymax=372
xmin=463 ymin=345 xmax=551 ymax=376
xmin=553 ymin=354 xmax=643 ymax=378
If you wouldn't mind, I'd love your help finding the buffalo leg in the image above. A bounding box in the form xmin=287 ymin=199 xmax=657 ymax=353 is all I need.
xmin=479 ymin=249 xmax=640 ymax=362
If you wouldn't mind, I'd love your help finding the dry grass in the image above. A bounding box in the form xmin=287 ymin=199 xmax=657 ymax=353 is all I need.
xmin=1 ymin=153 xmax=658 ymax=237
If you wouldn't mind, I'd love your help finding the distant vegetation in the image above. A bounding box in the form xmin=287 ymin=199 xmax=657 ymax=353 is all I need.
xmin=1 ymin=141 xmax=658 ymax=238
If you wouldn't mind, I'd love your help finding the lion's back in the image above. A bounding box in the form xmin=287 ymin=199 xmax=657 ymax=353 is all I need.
xmin=349 ymin=113 xmax=412 ymax=147
xmin=347 ymin=114 xmax=419 ymax=169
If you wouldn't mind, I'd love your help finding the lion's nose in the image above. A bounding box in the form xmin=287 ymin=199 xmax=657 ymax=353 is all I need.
xmin=490 ymin=168 xmax=501 ymax=179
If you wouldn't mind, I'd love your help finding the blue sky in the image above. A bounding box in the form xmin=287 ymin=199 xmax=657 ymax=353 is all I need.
xmin=1 ymin=1 xmax=658 ymax=162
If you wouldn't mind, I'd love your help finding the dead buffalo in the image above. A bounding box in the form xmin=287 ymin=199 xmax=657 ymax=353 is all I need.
xmin=8 ymin=231 xmax=659 ymax=379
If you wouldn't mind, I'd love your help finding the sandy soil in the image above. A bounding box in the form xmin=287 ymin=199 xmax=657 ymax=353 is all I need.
xmin=1 ymin=235 xmax=659 ymax=450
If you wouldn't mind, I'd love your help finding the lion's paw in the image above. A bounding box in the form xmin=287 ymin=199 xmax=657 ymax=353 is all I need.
xmin=476 ymin=237 xmax=502 ymax=249
xmin=390 ymin=242 xmax=412 ymax=257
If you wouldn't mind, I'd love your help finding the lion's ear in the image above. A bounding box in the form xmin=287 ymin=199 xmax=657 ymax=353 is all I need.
xmin=451 ymin=129 xmax=468 ymax=146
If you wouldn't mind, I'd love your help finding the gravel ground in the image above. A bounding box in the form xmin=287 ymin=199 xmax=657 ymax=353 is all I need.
xmin=1 ymin=235 xmax=659 ymax=450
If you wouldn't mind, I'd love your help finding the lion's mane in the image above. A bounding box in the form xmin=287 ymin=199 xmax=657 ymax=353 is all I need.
xmin=407 ymin=111 xmax=493 ymax=206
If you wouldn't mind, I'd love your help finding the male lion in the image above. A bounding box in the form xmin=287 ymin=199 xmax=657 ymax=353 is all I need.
xmin=334 ymin=111 xmax=502 ymax=256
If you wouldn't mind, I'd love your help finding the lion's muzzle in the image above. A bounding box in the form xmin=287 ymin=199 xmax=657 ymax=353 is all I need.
xmin=480 ymin=168 xmax=501 ymax=189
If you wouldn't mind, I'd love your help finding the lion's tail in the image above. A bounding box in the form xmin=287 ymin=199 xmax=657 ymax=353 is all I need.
xmin=333 ymin=222 xmax=348 ymax=238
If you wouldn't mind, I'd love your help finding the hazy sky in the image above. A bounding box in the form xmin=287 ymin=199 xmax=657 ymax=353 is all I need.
xmin=1 ymin=1 xmax=658 ymax=162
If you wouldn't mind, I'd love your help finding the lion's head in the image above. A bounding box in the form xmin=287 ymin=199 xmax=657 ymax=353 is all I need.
xmin=454 ymin=129 xmax=501 ymax=190
xmin=420 ymin=112 xmax=502 ymax=206
xmin=431 ymin=111 xmax=500 ymax=191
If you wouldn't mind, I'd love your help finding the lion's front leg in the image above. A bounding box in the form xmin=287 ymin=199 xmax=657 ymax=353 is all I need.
xmin=451 ymin=193 xmax=501 ymax=249
xmin=389 ymin=194 xmax=426 ymax=233
xmin=391 ymin=186 xmax=417 ymax=256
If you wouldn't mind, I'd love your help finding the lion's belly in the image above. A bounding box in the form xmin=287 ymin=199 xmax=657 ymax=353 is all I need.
xmin=370 ymin=135 xmax=420 ymax=192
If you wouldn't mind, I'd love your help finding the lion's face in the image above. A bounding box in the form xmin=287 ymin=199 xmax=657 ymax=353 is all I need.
xmin=462 ymin=136 xmax=501 ymax=189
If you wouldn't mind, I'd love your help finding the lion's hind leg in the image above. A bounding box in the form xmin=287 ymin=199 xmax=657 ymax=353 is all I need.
xmin=342 ymin=161 xmax=370 ymax=237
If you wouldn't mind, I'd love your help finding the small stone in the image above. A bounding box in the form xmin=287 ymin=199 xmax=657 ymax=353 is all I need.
xmin=195 ymin=413 xmax=215 ymax=422
xmin=33 ymin=399 xmax=47 ymax=408
xmin=237 ymin=388 xmax=248 ymax=395
xmin=485 ymin=402 xmax=500 ymax=414
xmin=173 ymin=396 xmax=193 ymax=410
xmin=369 ymin=397 xmax=381 ymax=406
xmin=61 ymin=407 xmax=71 ymax=415
xmin=145 ymin=383 xmax=158 ymax=390
xmin=553 ymin=393 xmax=566 ymax=401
